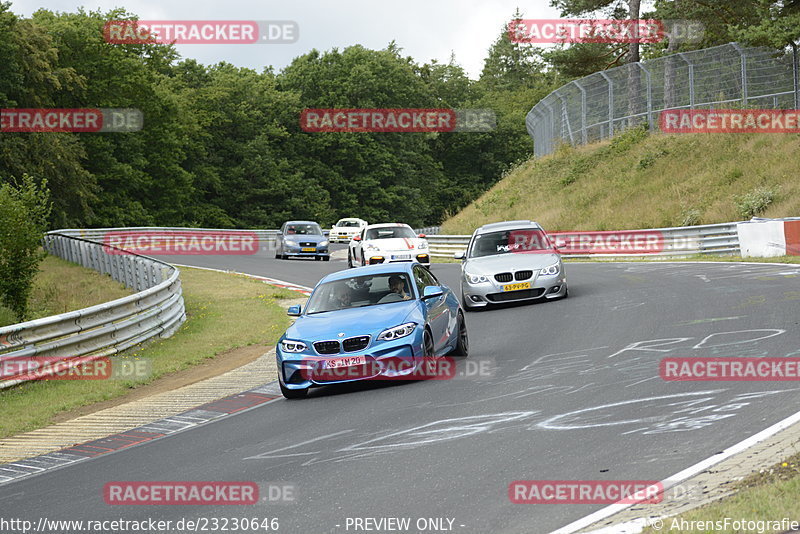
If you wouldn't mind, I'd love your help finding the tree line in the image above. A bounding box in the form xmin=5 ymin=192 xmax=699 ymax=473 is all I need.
xmin=2 ymin=2 xmax=796 ymax=232
xmin=0 ymin=4 xmax=560 ymax=231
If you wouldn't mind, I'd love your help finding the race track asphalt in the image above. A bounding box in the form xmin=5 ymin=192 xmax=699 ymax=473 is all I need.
xmin=2 ymin=248 xmax=799 ymax=534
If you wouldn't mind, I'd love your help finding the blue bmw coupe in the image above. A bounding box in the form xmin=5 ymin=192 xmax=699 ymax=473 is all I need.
xmin=276 ymin=263 xmax=468 ymax=399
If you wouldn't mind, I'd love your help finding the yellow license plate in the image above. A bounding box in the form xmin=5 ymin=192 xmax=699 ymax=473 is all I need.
xmin=301 ymin=247 xmax=316 ymax=252
xmin=503 ymin=282 xmax=531 ymax=292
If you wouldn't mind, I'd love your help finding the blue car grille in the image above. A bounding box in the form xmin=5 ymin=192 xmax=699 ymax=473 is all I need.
xmin=343 ymin=336 xmax=370 ymax=352
xmin=313 ymin=335 xmax=371 ymax=355
xmin=300 ymin=242 xmax=316 ymax=247
xmin=314 ymin=341 xmax=340 ymax=354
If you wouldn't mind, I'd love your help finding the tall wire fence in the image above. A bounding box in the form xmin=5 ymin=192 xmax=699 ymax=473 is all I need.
xmin=526 ymin=42 xmax=800 ymax=157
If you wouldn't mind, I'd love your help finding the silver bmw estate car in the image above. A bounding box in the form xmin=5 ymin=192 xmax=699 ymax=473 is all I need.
xmin=455 ymin=220 xmax=567 ymax=310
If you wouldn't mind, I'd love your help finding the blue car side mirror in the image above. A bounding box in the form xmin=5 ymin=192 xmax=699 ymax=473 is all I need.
xmin=287 ymin=305 xmax=301 ymax=316
xmin=422 ymin=286 xmax=444 ymax=299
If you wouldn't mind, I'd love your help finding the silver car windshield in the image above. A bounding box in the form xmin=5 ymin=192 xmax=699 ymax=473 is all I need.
xmin=469 ymin=229 xmax=552 ymax=258
xmin=305 ymin=273 xmax=415 ymax=314
xmin=365 ymin=227 xmax=416 ymax=240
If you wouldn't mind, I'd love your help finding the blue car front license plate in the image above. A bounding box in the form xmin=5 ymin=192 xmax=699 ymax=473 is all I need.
xmin=325 ymin=355 xmax=367 ymax=368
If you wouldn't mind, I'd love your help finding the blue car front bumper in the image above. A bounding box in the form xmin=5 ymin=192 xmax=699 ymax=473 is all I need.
xmin=277 ymin=331 xmax=426 ymax=391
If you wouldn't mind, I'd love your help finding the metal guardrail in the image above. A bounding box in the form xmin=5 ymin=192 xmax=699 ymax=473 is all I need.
xmin=0 ymin=233 xmax=186 ymax=388
xmin=55 ymin=227 xmax=284 ymax=249
xmin=425 ymin=222 xmax=741 ymax=258
xmin=52 ymin=223 xmax=742 ymax=260
xmin=527 ymin=42 xmax=800 ymax=157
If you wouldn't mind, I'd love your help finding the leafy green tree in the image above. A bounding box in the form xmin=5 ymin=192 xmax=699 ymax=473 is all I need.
xmin=0 ymin=3 xmax=93 ymax=227
xmin=0 ymin=175 xmax=52 ymax=320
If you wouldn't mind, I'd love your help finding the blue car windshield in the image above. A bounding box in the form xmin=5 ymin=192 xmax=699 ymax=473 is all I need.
xmin=305 ymin=273 xmax=415 ymax=314
xmin=285 ymin=224 xmax=322 ymax=235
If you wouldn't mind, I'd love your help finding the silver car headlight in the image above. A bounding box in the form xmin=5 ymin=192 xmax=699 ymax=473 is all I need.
xmin=280 ymin=340 xmax=307 ymax=353
xmin=377 ymin=322 xmax=416 ymax=341
xmin=465 ymin=272 xmax=489 ymax=284
xmin=540 ymin=263 xmax=560 ymax=276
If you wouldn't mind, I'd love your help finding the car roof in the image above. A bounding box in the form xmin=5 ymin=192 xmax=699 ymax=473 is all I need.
xmin=319 ymin=263 xmax=418 ymax=283
xmin=365 ymin=222 xmax=411 ymax=229
xmin=283 ymin=220 xmax=320 ymax=225
xmin=475 ymin=220 xmax=542 ymax=234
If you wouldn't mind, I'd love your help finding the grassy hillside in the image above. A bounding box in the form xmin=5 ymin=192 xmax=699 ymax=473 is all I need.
xmin=440 ymin=127 xmax=800 ymax=234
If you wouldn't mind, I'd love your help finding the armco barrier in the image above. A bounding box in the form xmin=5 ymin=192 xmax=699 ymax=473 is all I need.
xmin=0 ymin=233 xmax=186 ymax=389
xmin=53 ymin=227 xmax=327 ymax=250
xmin=425 ymin=222 xmax=742 ymax=258
xmin=59 ymin=223 xmax=740 ymax=259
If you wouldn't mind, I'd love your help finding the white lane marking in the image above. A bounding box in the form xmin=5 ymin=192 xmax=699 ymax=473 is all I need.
xmin=550 ymin=398 xmax=800 ymax=534
xmin=244 ymin=430 xmax=354 ymax=460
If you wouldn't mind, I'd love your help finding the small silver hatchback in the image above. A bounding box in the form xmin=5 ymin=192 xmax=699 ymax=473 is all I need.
xmin=455 ymin=220 xmax=567 ymax=310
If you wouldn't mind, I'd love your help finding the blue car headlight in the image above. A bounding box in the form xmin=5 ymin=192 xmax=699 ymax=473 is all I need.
xmin=540 ymin=263 xmax=560 ymax=276
xmin=377 ymin=322 xmax=417 ymax=341
xmin=284 ymin=239 xmax=297 ymax=247
xmin=280 ymin=340 xmax=307 ymax=353
xmin=319 ymin=240 xmax=329 ymax=247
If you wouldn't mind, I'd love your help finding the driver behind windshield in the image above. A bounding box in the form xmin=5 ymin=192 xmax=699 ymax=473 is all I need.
xmin=378 ymin=275 xmax=411 ymax=303
xmin=332 ymin=283 xmax=353 ymax=308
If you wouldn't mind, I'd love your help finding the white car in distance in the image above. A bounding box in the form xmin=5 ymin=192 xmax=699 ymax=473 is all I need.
xmin=330 ymin=218 xmax=368 ymax=243
xmin=348 ymin=223 xmax=431 ymax=267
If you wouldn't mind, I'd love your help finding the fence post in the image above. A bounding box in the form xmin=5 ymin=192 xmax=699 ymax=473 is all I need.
xmin=555 ymin=91 xmax=574 ymax=144
xmin=731 ymin=43 xmax=748 ymax=106
xmin=793 ymin=42 xmax=799 ymax=110
xmin=574 ymin=80 xmax=588 ymax=144
xmin=678 ymin=53 xmax=694 ymax=108
xmin=599 ymin=71 xmax=614 ymax=136
xmin=541 ymin=100 xmax=556 ymax=154
xmin=638 ymin=62 xmax=653 ymax=130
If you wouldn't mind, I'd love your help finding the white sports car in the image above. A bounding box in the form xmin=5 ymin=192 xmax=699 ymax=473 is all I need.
xmin=348 ymin=223 xmax=431 ymax=267
xmin=329 ymin=218 xmax=368 ymax=243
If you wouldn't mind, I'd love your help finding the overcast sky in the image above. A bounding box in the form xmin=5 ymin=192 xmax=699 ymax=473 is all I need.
xmin=10 ymin=0 xmax=562 ymax=79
